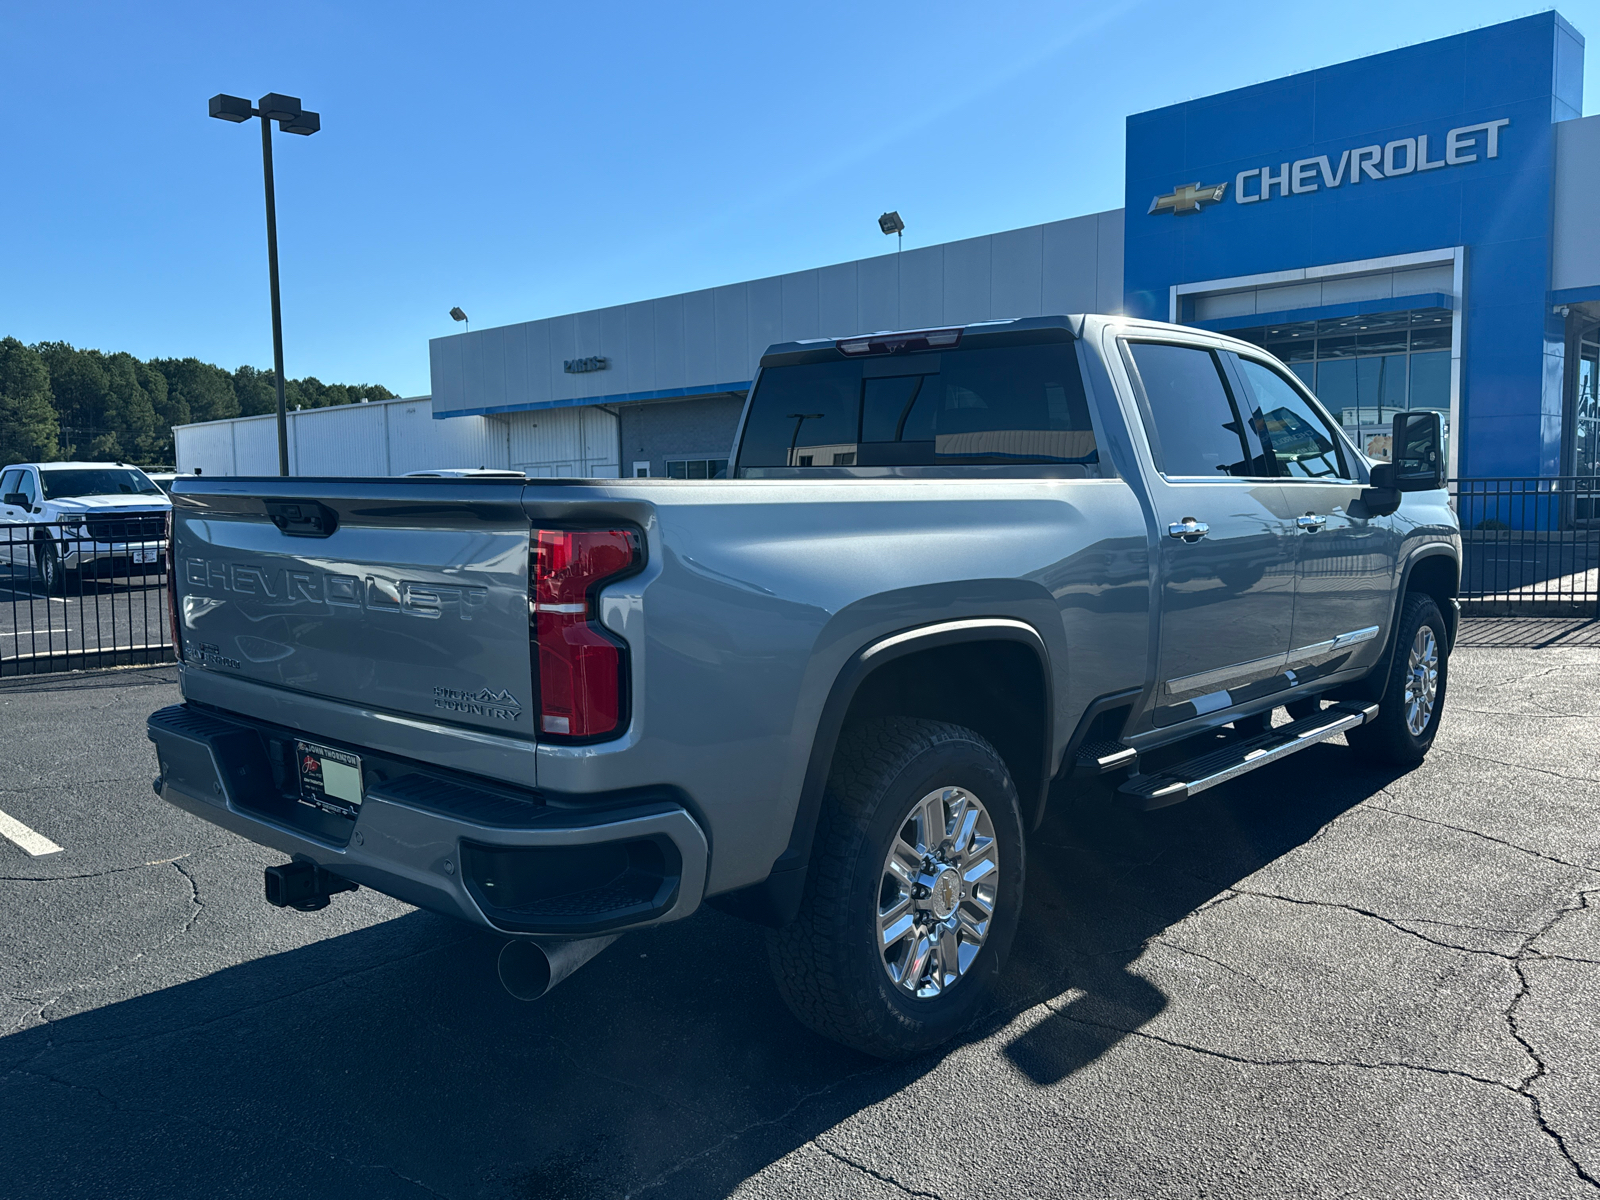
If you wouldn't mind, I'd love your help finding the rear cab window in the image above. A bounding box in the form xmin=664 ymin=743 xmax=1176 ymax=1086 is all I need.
xmin=1122 ymin=338 xmax=1356 ymax=484
xmin=736 ymin=334 xmax=1100 ymax=475
xmin=1122 ymin=341 xmax=1269 ymax=479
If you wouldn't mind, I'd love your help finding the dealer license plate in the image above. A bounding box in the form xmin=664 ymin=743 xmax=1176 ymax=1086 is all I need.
xmin=135 ymin=547 xmax=158 ymax=564
xmin=296 ymin=741 xmax=363 ymax=818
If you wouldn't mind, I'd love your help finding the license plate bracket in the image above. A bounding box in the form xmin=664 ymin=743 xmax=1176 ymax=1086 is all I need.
xmin=296 ymin=740 xmax=363 ymax=818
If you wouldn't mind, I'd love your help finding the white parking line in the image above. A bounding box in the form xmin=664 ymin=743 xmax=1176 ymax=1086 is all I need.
xmin=0 ymin=808 xmax=62 ymax=856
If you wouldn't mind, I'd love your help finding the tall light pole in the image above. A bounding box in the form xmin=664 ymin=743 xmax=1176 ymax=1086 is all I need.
xmin=209 ymin=92 xmax=320 ymax=477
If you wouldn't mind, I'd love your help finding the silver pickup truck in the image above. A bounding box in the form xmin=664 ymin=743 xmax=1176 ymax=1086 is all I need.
xmin=148 ymin=315 xmax=1458 ymax=1057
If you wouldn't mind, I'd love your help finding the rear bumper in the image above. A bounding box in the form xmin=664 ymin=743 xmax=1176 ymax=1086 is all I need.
xmin=147 ymin=704 xmax=708 ymax=936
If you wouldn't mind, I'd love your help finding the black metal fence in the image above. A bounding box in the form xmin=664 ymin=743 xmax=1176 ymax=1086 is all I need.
xmin=1 ymin=519 xmax=175 ymax=677
xmin=1455 ymin=477 xmax=1600 ymax=617
xmin=1 ymin=483 xmax=1593 ymax=675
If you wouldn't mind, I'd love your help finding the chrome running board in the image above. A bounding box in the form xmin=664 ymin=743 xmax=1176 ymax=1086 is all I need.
xmin=1120 ymin=702 xmax=1379 ymax=811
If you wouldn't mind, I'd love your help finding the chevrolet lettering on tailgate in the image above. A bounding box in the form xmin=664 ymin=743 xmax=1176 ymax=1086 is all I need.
xmin=184 ymin=557 xmax=488 ymax=619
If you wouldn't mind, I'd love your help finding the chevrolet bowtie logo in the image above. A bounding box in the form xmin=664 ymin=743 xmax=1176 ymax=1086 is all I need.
xmin=1148 ymin=181 xmax=1229 ymax=215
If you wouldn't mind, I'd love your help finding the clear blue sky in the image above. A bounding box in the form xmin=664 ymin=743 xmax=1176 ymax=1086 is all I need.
xmin=2 ymin=1 xmax=1596 ymax=397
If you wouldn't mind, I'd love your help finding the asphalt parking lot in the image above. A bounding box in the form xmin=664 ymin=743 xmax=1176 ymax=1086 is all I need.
xmin=0 ymin=560 xmax=171 ymax=672
xmin=1 ymin=636 xmax=1597 ymax=1199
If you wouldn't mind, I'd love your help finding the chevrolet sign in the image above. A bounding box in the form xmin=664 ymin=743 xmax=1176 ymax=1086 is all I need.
xmin=1150 ymin=118 xmax=1512 ymax=218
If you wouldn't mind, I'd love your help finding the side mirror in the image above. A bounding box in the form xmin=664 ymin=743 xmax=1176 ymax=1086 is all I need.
xmin=3 ymin=493 xmax=26 ymax=509
xmin=1389 ymin=410 xmax=1445 ymax=491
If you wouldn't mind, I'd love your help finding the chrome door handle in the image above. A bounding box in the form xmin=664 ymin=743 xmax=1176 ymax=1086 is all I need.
xmin=1297 ymin=513 xmax=1327 ymax=532
xmin=1167 ymin=518 xmax=1209 ymax=542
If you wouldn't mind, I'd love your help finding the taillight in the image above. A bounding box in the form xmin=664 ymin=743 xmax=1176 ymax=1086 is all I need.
xmin=530 ymin=528 xmax=642 ymax=741
xmin=165 ymin=509 xmax=183 ymax=662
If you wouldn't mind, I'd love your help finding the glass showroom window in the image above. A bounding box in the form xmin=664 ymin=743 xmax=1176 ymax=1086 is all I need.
xmin=1236 ymin=308 xmax=1452 ymax=424
xmin=1235 ymin=308 xmax=1453 ymax=461
xmin=665 ymin=458 xmax=729 ymax=479
xmin=1574 ymin=333 xmax=1599 ymax=478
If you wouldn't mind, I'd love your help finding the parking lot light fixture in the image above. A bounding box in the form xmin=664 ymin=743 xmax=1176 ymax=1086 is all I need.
xmin=207 ymin=90 xmax=321 ymax=476
xmin=878 ymin=210 xmax=905 ymax=251
xmin=450 ymin=307 xmax=469 ymax=332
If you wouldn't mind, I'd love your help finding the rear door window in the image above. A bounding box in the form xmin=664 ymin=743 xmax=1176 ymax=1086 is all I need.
xmin=737 ymin=342 xmax=1097 ymax=471
xmin=1124 ymin=342 xmax=1260 ymax=478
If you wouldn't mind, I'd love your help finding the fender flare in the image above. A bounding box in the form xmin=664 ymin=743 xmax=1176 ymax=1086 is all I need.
xmin=707 ymin=617 xmax=1053 ymax=928
xmin=1358 ymin=544 xmax=1461 ymax=697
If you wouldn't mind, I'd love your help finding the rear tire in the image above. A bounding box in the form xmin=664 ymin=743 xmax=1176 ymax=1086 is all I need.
xmin=1346 ymin=593 xmax=1449 ymax=768
xmin=766 ymin=717 xmax=1026 ymax=1059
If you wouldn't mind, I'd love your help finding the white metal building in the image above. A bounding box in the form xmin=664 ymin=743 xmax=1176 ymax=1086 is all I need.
xmin=172 ymin=394 xmax=621 ymax=479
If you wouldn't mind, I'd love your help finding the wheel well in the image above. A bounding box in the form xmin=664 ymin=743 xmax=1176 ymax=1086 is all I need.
xmin=1404 ymin=553 xmax=1460 ymax=647
xmin=840 ymin=640 xmax=1050 ymax=828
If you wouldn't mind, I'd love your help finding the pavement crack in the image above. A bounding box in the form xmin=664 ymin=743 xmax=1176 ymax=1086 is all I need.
xmin=1506 ymin=888 xmax=1600 ymax=1191
xmin=364 ymin=1165 xmax=453 ymax=1199
xmin=172 ymin=859 xmax=203 ymax=934
xmin=623 ymin=1063 xmax=890 ymax=1199
xmin=1151 ymin=939 xmax=1271 ymax=990
xmin=0 ymin=847 xmax=229 ymax=884
xmin=1043 ymin=1000 xmax=1518 ymax=1093
xmin=1226 ymin=887 xmax=1522 ymax=959
xmin=1440 ymin=748 xmax=1600 ymax=786
xmin=813 ymin=1142 xmax=945 ymax=1198
xmin=543 ymin=1034 xmax=682 ymax=1108
xmin=1367 ymin=803 xmax=1600 ymax=874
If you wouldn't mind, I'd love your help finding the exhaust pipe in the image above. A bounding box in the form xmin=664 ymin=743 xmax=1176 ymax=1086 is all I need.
xmin=497 ymin=935 xmax=619 ymax=1001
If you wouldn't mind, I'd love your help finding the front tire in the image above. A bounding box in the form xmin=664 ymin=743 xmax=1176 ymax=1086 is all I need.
xmin=36 ymin=541 xmax=73 ymax=596
xmin=767 ymin=717 xmax=1026 ymax=1059
xmin=1347 ymin=593 xmax=1449 ymax=767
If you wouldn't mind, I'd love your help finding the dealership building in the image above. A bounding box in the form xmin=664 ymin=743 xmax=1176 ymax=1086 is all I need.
xmin=176 ymin=11 xmax=1599 ymax=483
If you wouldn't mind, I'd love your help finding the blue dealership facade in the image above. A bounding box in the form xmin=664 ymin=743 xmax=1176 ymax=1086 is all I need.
xmin=393 ymin=13 xmax=1600 ymax=485
xmin=1126 ymin=11 xmax=1589 ymax=479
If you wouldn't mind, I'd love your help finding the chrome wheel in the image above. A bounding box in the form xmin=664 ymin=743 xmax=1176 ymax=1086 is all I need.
xmin=877 ymin=786 xmax=998 ymax=999
xmin=1404 ymin=626 xmax=1439 ymax=737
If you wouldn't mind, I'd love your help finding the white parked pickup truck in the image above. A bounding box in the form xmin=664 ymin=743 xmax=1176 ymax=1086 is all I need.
xmin=0 ymin=461 xmax=171 ymax=594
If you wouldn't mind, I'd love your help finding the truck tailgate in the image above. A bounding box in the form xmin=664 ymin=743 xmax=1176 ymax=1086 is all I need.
xmin=170 ymin=479 xmax=533 ymax=739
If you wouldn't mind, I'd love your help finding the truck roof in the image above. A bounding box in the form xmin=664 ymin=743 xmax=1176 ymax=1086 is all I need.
xmin=3 ymin=461 xmax=154 ymax=472
xmin=758 ymin=313 xmax=1278 ymax=370
xmin=759 ymin=315 xmax=1084 ymax=369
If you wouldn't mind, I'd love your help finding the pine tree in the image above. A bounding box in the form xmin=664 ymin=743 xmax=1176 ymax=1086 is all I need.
xmin=0 ymin=338 xmax=61 ymax=464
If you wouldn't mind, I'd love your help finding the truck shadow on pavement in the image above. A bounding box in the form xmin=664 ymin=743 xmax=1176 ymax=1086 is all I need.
xmin=0 ymin=743 xmax=1390 ymax=1199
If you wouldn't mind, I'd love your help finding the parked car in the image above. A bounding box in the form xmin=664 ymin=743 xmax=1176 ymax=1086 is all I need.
xmin=0 ymin=461 xmax=171 ymax=594
xmin=147 ymin=314 xmax=1458 ymax=1057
